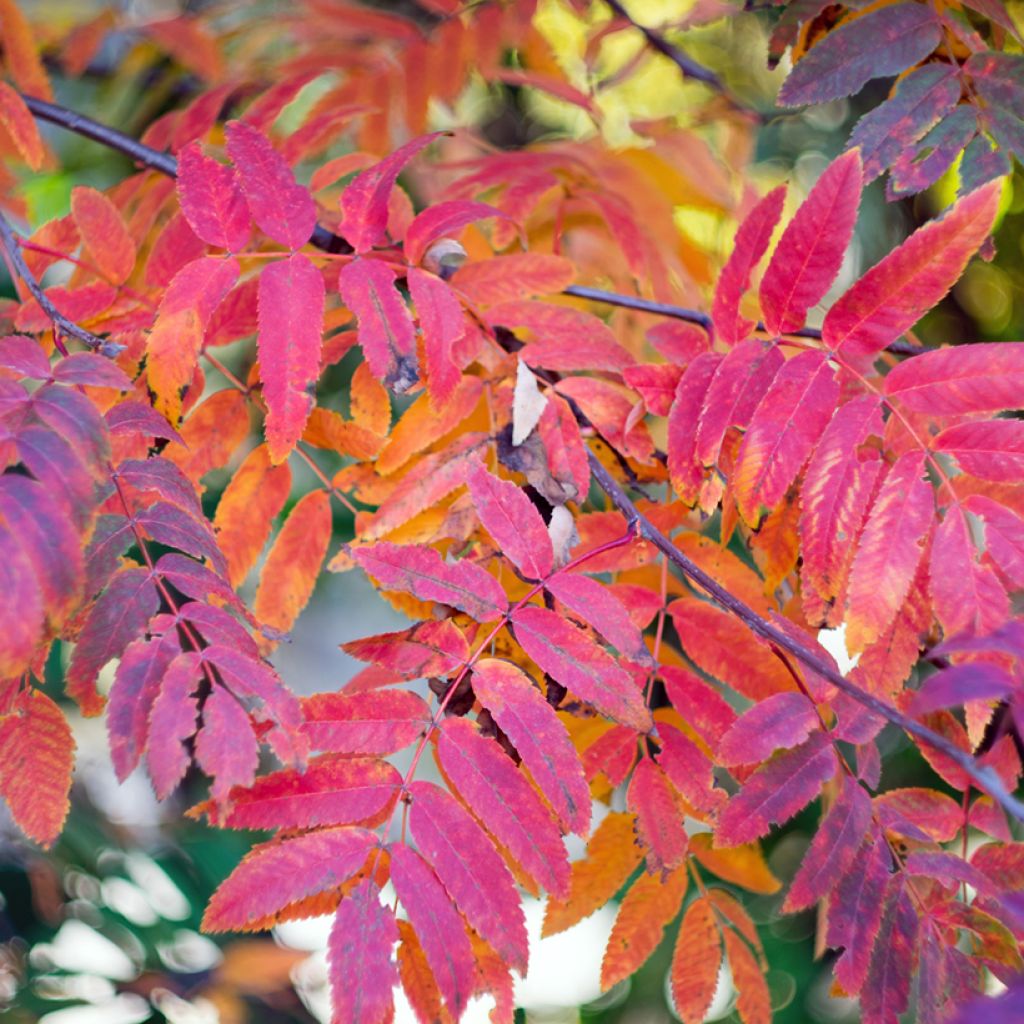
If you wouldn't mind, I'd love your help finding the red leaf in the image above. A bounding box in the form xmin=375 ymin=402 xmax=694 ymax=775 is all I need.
xmin=845 ymin=451 xmax=933 ymax=653
xmin=254 ymin=489 xmax=332 ymax=643
xmin=107 ymin=635 xmax=179 ymax=782
xmin=438 ymin=717 xmax=570 ymax=898
xmin=668 ymin=352 xmax=723 ymax=504
xmin=195 ymin=686 xmax=260 ymax=801
xmin=784 ymin=775 xmax=872 ymax=912
xmin=408 ymin=780 xmax=528 ymax=972
xmin=732 ymin=350 xmax=839 ymax=525
xmin=716 ymin=731 xmax=838 ymax=846
xmin=341 ymin=620 xmax=469 ymax=682
xmin=146 ymin=651 xmax=201 ymax=800
xmin=778 ymin=3 xmax=942 ymax=107
xmin=471 ymin=657 xmax=590 ymax=835
xmin=302 ymin=689 xmax=431 ymax=755
xmin=405 ymin=199 xmax=503 ymax=265
xmin=339 ymin=133 xmax=441 ymax=253
xmin=826 ymin=830 xmax=892 ymax=992
xmin=200 ymin=754 xmax=400 ymax=829
xmin=328 ymin=878 xmax=399 ymax=1024
xmin=258 ymin=253 xmax=325 ymax=462
xmin=0 ymin=80 xmax=44 ymax=169
xmin=800 ymin=395 xmax=885 ymax=623
xmin=177 ymin=142 xmax=251 ymax=251
xmin=825 ymin=182 xmax=1002 ymax=366
xmin=203 ymin=826 xmax=374 ymax=931
xmin=225 ymin=120 xmax=316 ymax=249
xmin=339 ymin=258 xmax=419 ymax=393
xmin=760 ymin=150 xmax=862 ymax=334
xmin=718 ymin=692 xmax=819 ymax=767
xmin=146 ymin=256 xmax=239 ymax=420
xmin=874 ymin=787 xmax=963 ymax=843
xmin=671 ymin=897 xmax=723 ymax=1024
xmin=885 ymin=342 xmax=1024 ymax=414
xmin=511 ymin=605 xmax=652 ymax=731
xmin=388 ymin=843 xmax=474 ymax=1017
xmin=695 ymin=339 xmax=784 ymax=471
xmin=712 ymin=186 xmax=786 ymax=347
xmin=930 ymin=502 xmax=1009 ymax=638
xmin=546 ymin=572 xmax=652 ymax=666
xmin=627 ymin=758 xmax=689 ymax=873
xmin=0 ymin=689 xmax=74 ymax=847
xmin=67 ymin=567 xmax=160 ymax=716
xmin=468 ymin=463 xmax=553 ymax=580
xmin=71 ymin=185 xmax=136 ymax=285
xmin=934 ymin=419 xmax=1024 ymax=482
xmin=407 ymin=267 xmax=464 ymax=410
xmin=661 ymin=666 xmax=736 ymax=752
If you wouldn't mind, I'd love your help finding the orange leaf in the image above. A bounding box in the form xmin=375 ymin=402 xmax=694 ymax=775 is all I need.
xmin=254 ymin=490 xmax=332 ymax=647
xmin=671 ymin=897 xmax=722 ymax=1024
xmin=70 ymin=186 xmax=136 ymax=285
xmin=0 ymin=81 xmax=43 ymax=169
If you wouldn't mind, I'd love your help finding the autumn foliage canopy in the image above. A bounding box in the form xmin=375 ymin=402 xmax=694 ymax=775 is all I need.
xmin=2 ymin=0 xmax=1024 ymax=1021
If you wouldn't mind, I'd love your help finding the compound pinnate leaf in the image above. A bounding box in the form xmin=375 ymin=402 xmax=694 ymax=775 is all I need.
xmin=254 ymin=489 xmax=332 ymax=644
xmin=778 ymin=3 xmax=942 ymax=108
xmin=328 ymin=878 xmax=399 ymax=1024
xmin=711 ymin=187 xmax=786 ymax=347
xmin=302 ymin=689 xmax=431 ymax=755
xmin=258 ymin=253 xmax=325 ymax=462
xmin=70 ymin=185 xmax=136 ymax=285
xmin=718 ymin=692 xmax=819 ymax=767
xmin=177 ymin=141 xmax=251 ymax=251
xmin=388 ymin=843 xmax=475 ymax=1017
xmin=438 ymin=717 xmax=570 ymax=898
xmin=0 ymin=688 xmax=74 ymax=847
xmin=825 ymin=182 xmax=1002 ymax=367
xmin=338 ymin=133 xmax=441 ymax=253
xmin=602 ymin=866 xmax=688 ymax=991
xmin=716 ymin=731 xmax=838 ymax=846
xmin=471 ymin=657 xmax=590 ymax=836
xmin=468 ymin=462 xmax=553 ymax=580
xmin=671 ymin=897 xmax=722 ymax=1024
xmin=204 ymin=826 xmax=374 ymax=932
xmin=339 ymin=258 xmax=419 ymax=393
xmin=845 ymin=451 xmax=933 ymax=654
xmin=225 ymin=120 xmax=316 ymax=249
xmin=408 ymin=780 xmax=529 ymax=973
xmin=511 ymin=604 xmax=652 ymax=731
xmin=352 ymin=542 xmax=507 ymax=623
xmin=760 ymin=149 xmax=862 ymax=334
xmin=784 ymin=775 xmax=873 ymax=912
xmin=199 ymin=754 xmax=399 ymax=829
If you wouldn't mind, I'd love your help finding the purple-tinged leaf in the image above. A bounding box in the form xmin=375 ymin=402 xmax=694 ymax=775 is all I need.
xmin=146 ymin=651 xmax=201 ymax=799
xmin=195 ymin=686 xmax=259 ymax=800
xmin=136 ymin=501 xmax=227 ymax=573
xmin=718 ymin=692 xmax=819 ymax=767
xmin=302 ymin=690 xmax=431 ymax=755
xmin=53 ymin=352 xmax=131 ymax=389
xmin=887 ymin=106 xmax=978 ymax=199
xmin=117 ymin=457 xmax=201 ymax=515
xmin=860 ymin=877 xmax=919 ymax=1020
xmin=909 ymin=663 xmax=1015 ymax=716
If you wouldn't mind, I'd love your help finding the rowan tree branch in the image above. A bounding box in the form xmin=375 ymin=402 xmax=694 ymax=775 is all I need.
xmin=586 ymin=452 xmax=1024 ymax=824
xmin=21 ymin=92 xmax=928 ymax=356
xmin=0 ymin=209 xmax=119 ymax=355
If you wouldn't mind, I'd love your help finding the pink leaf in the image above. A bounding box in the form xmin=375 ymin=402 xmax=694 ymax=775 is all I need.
xmin=627 ymin=758 xmax=689 ymax=873
xmin=194 ymin=686 xmax=259 ymax=800
xmin=407 ymin=267 xmax=464 ymax=410
xmin=934 ymin=419 xmax=1024 ymax=482
xmin=146 ymin=651 xmax=201 ymax=799
xmin=405 ymin=199 xmax=504 ymax=265
xmin=718 ymin=692 xmax=819 ymax=767
xmin=177 ymin=141 xmax=251 ymax=251
xmin=760 ymin=150 xmax=862 ymax=334
xmin=301 ymin=689 xmax=431 ymax=755
xmin=258 ymin=253 xmax=325 ymax=462
xmin=225 ymin=120 xmax=316 ymax=249
xmin=467 ymin=463 xmax=553 ymax=580
xmin=339 ymin=258 xmax=419 ymax=393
